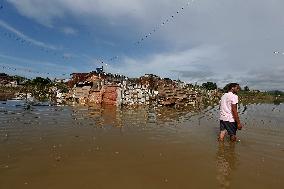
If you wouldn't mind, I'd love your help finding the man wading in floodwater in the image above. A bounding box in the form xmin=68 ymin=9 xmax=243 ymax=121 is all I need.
xmin=219 ymin=83 xmax=244 ymax=142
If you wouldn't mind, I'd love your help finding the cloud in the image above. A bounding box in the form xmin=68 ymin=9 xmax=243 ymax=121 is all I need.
xmin=107 ymin=42 xmax=284 ymax=91
xmin=61 ymin=27 xmax=77 ymax=35
xmin=7 ymin=0 xmax=192 ymax=32
xmin=7 ymin=0 xmax=65 ymax=27
xmin=172 ymin=70 xmax=214 ymax=79
xmin=0 ymin=19 xmax=58 ymax=50
xmin=108 ymin=45 xmax=224 ymax=79
xmin=7 ymin=0 xmax=147 ymax=26
xmin=241 ymin=67 xmax=284 ymax=91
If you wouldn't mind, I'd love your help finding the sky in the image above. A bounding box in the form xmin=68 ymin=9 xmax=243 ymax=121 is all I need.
xmin=0 ymin=0 xmax=283 ymax=91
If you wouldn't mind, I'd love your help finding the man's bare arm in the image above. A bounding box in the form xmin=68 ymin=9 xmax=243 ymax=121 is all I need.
xmin=232 ymin=104 xmax=242 ymax=129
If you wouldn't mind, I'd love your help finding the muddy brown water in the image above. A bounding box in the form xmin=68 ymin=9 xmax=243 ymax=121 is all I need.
xmin=0 ymin=101 xmax=283 ymax=189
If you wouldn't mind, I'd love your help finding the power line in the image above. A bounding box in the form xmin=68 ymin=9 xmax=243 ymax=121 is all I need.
xmin=0 ymin=63 xmax=69 ymax=77
xmin=0 ymin=30 xmax=72 ymax=60
xmin=135 ymin=0 xmax=194 ymax=45
xmin=99 ymin=0 xmax=195 ymax=65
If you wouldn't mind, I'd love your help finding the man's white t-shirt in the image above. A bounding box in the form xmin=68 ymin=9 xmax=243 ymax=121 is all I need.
xmin=219 ymin=92 xmax=238 ymax=122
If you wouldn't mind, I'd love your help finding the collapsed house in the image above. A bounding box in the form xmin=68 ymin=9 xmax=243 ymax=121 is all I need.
xmin=66 ymin=69 xmax=216 ymax=107
xmin=67 ymin=71 xmax=124 ymax=105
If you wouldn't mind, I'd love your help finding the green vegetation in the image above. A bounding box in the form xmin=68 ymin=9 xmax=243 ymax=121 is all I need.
xmin=267 ymin=90 xmax=284 ymax=96
xmin=22 ymin=77 xmax=53 ymax=101
xmin=54 ymin=82 xmax=69 ymax=93
xmin=202 ymin=82 xmax=217 ymax=90
xmin=244 ymin=86 xmax=250 ymax=92
xmin=22 ymin=77 xmax=68 ymax=101
xmin=0 ymin=75 xmax=69 ymax=101
xmin=11 ymin=75 xmax=27 ymax=84
xmin=0 ymin=86 xmax=22 ymax=100
xmin=238 ymin=90 xmax=284 ymax=105
xmin=216 ymin=82 xmax=283 ymax=105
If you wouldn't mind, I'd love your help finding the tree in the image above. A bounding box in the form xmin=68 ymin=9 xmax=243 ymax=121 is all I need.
xmin=244 ymin=86 xmax=250 ymax=92
xmin=23 ymin=77 xmax=53 ymax=101
xmin=202 ymin=82 xmax=217 ymax=90
xmin=31 ymin=77 xmax=51 ymax=85
xmin=56 ymin=82 xmax=69 ymax=93
xmin=268 ymin=90 xmax=284 ymax=96
xmin=12 ymin=75 xmax=27 ymax=84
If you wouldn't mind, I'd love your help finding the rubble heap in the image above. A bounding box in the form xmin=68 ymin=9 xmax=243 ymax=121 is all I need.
xmin=62 ymin=70 xmax=220 ymax=107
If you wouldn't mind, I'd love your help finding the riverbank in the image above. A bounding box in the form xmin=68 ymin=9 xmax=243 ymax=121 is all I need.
xmin=239 ymin=91 xmax=284 ymax=105
xmin=0 ymin=86 xmax=22 ymax=101
xmin=1 ymin=73 xmax=283 ymax=107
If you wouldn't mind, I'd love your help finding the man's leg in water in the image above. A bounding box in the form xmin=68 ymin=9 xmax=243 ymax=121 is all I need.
xmin=218 ymin=130 xmax=226 ymax=141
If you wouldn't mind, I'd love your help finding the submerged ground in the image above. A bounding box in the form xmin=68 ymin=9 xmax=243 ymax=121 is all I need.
xmin=0 ymin=101 xmax=283 ymax=189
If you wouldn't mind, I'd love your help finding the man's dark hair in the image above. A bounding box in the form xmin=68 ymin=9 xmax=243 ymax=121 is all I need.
xmin=227 ymin=83 xmax=239 ymax=91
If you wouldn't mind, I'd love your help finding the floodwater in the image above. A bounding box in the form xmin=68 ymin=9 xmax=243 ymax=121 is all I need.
xmin=0 ymin=101 xmax=283 ymax=189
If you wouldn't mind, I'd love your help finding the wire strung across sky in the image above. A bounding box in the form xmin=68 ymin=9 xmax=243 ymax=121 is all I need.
xmin=0 ymin=64 xmax=56 ymax=76
xmin=136 ymin=0 xmax=194 ymax=45
xmin=0 ymin=29 xmax=72 ymax=61
xmin=0 ymin=0 xmax=67 ymax=76
xmin=1 ymin=0 xmax=195 ymax=77
xmin=0 ymin=0 xmax=72 ymax=61
xmin=98 ymin=0 xmax=195 ymax=66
